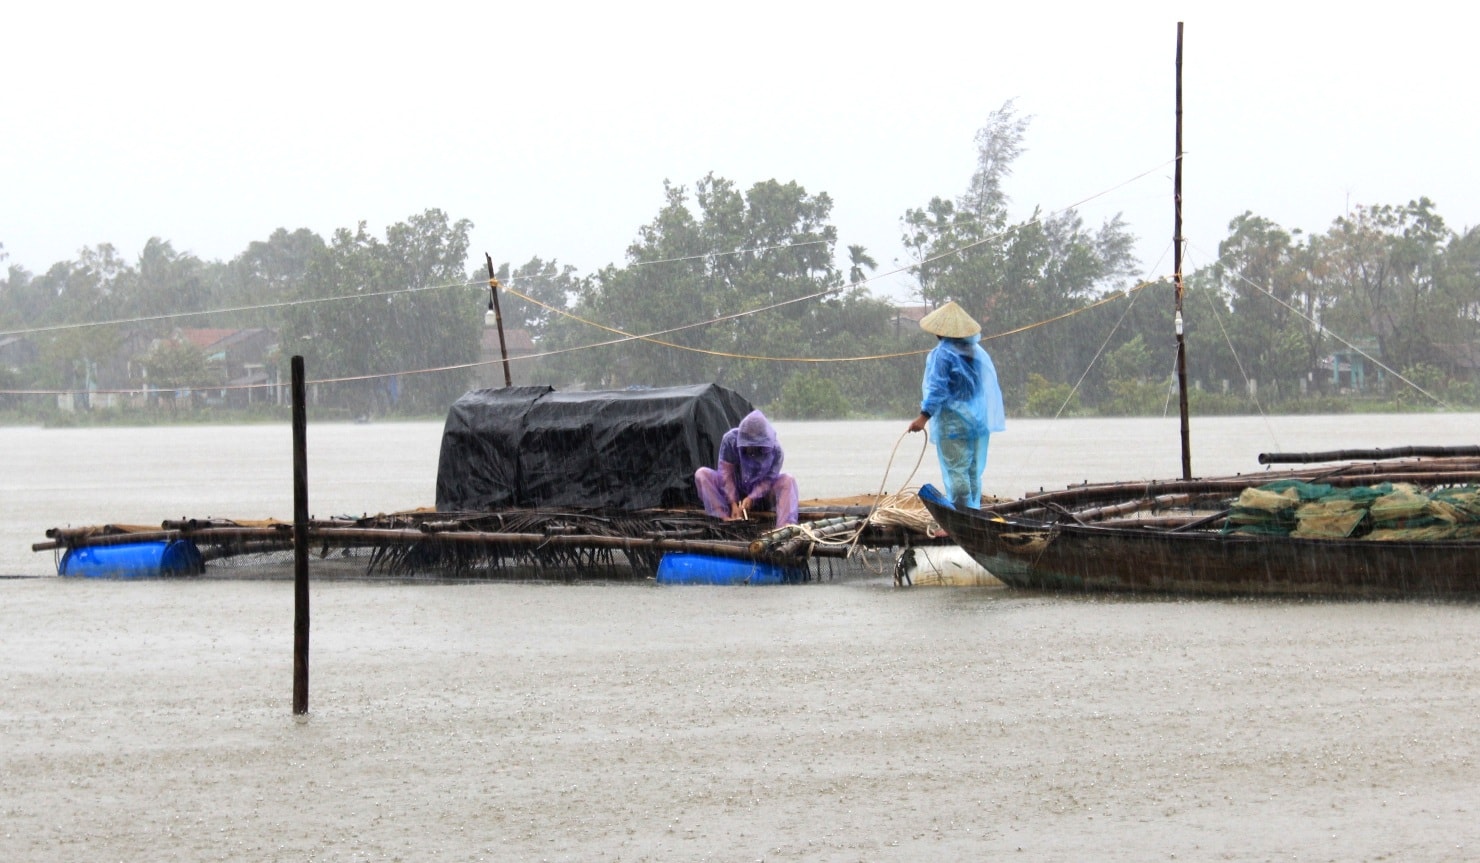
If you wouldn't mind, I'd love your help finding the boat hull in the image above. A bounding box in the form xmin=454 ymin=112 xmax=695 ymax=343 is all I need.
xmin=918 ymin=484 xmax=1480 ymax=598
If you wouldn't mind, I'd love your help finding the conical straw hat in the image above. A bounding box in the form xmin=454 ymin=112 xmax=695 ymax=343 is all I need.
xmin=918 ymin=301 xmax=980 ymax=338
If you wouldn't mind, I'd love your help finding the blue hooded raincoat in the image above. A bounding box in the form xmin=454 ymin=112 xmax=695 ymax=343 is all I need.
xmin=920 ymin=334 xmax=1005 ymax=508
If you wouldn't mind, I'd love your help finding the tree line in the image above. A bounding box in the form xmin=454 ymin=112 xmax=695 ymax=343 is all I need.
xmin=3 ymin=102 xmax=1478 ymax=422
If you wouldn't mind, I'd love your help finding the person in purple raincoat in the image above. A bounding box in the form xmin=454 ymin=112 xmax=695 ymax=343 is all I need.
xmin=694 ymin=410 xmax=799 ymax=528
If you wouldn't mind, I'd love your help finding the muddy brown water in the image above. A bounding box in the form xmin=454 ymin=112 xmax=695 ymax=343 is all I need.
xmin=2 ymin=415 xmax=1478 ymax=860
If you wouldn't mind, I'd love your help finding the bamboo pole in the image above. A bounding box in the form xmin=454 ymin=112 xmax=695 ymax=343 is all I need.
xmin=485 ymin=253 xmax=513 ymax=388
xmin=1098 ymin=514 xmax=1221 ymax=530
xmin=1072 ymin=493 xmax=1199 ymax=523
xmin=1261 ymin=446 xmax=1480 ymax=464
xmin=751 ymin=521 xmax=864 ymax=553
xmin=748 ymin=516 xmax=859 ymax=554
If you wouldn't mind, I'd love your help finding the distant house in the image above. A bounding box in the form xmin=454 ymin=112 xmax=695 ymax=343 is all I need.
xmin=137 ymin=328 xmax=279 ymax=407
xmin=478 ymin=324 xmax=539 ymax=387
xmin=187 ymin=328 xmax=279 ymax=406
xmin=891 ymin=305 xmax=940 ymax=341
xmin=216 ymin=329 xmax=280 ymax=406
xmin=1316 ymin=339 xmax=1385 ymax=394
xmin=1313 ymin=340 xmax=1480 ymax=395
xmin=54 ymin=329 xmax=154 ymax=411
xmin=1434 ymin=342 xmax=1480 ymax=384
xmin=1318 ymin=349 xmax=1372 ymax=393
xmin=178 ymin=328 xmax=240 ymax=355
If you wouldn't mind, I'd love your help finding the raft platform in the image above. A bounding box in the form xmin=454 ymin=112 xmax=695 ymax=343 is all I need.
xmin=34 ymin=497 xmax=952 ymax=583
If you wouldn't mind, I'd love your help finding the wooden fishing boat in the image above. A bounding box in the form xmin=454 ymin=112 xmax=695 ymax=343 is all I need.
xmin=918 ymin=449 xmax=1480 ymax=598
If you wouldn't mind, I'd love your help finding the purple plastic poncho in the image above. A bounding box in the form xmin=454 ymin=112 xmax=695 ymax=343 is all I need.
xmin=694 ymin=410 xmax=799 ymax=527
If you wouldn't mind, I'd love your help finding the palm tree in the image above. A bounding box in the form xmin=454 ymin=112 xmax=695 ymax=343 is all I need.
xmin=847 ymin=244 xmax=878 ymax=287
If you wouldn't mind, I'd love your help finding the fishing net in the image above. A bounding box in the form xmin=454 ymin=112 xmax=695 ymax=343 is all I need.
xmin=1225 ymin=479 xmax=1480 ymax=540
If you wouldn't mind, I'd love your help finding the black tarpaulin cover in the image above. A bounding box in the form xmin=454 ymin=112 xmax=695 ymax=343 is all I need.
xmin=435 ymin=383 xmax=754 ymax=511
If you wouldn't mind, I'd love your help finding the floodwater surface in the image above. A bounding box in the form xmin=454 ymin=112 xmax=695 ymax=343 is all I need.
xmin=1 ymin=414 xmax=1478 ymax=861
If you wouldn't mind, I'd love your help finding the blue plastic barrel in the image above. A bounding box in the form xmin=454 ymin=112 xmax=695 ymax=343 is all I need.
xmin=655 ymin=552 xmax=803 ymax=585
xmin=59 ymin=540 xmax=205 ymax=578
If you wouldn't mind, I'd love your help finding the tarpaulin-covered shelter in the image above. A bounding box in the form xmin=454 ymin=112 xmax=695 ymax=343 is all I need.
xmin=435 ymin=383 xmax=754 ymax=512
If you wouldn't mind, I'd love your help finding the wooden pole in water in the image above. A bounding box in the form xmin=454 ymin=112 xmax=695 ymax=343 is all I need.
xmin=1173 ymin=21 xmax=1193 ymax=481
xmin=485 ymin=253 xmax=513 ymax=387
xmin=292 ymin=355 xmax=310 ymax=717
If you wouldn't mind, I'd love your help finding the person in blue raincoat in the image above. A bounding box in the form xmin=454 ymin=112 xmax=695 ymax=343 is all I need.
xmin=906 ymin=301 xmax=1006 ymax=510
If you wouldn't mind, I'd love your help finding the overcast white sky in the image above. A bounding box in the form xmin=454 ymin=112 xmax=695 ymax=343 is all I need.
xmin=4 ymin=2 xmax=1476 ymax=304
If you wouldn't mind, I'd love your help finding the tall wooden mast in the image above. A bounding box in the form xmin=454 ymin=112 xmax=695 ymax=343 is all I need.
xmin=1174 ymin=21 xmax=1192 ymax=480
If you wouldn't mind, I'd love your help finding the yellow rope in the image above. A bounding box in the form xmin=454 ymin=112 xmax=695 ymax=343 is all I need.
xmin=981 ymin=280 xmax=1159 ymax=342
xmin=500 ymin=283 xmax=929 ymax=363
xmin=499 ymin=279 xmax=1161 ymax=363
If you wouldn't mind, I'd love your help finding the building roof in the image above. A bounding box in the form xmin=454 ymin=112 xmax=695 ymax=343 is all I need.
xmin=179 ymin=329 xmax=237 ymax=350
xmin=892 ymin=305 xmax=930 ymax=324
xmin=1435 ymin=342 xmax=1480 ymax=371
xmin=482 ymin=326 xmax=536 ymax=355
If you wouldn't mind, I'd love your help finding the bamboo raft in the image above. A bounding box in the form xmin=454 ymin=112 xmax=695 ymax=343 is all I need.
xmin=35 ymin=499 xmax=953 ymax=582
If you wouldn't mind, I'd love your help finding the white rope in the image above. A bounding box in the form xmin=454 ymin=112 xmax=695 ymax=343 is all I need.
xmin=859 ymin=429 xmax=938 ymax=537
xmin=779 ymin=429 xmax=937 ymax=581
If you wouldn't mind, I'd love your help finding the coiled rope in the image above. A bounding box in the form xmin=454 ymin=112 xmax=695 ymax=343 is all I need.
xmin=755 ymin=429 xmax=939 ymax=574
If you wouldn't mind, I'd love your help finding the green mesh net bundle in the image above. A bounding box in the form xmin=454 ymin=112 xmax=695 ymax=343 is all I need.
xmin=1226 ymin=480 xmax=1480 ymax=540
